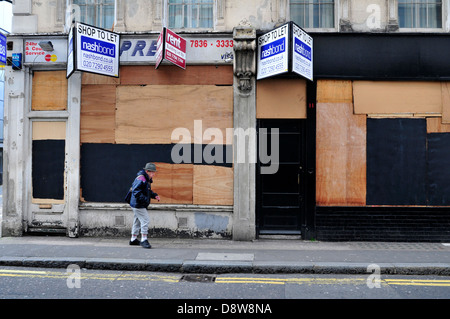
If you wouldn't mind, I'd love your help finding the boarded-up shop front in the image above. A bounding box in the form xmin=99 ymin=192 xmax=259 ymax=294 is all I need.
xmin=313 ymin=34 xmax=450 ymax=242
xmin=79 ymin=65 xmax=234 ymax=237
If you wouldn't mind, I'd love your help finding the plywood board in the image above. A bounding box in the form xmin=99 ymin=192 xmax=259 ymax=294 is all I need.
xmin=427 ymin=117 xmax=450 ymax=133
xmin=115 ymin=85 xmax=233 ymax=144
xmin=353 ymin=81 xmax=442 ymax=115
xmin=441 ymin=82 xmax=450 ymax=124
xmin=193 ymin=165 xmax=233 ymax=205
xmin=256 ymin=78 xmax=306 ymax=119
xmin=151 ymin=163 xmax=193 ymax=204
xmin=82 ymin=72 xmax=120 ymax=85
xmin=32 ymin=121 xmax=66 ymax=140
xmin=317 ymin=80 xmax=353 ymax=103
xmin=120 ymin=65 xmax=233 ymax=86
xmin=32 ymin=71 xmax=68 ymax=111
xmin=316 ymin=103 xmax=366 ymax=206
xmin=80 ymin=84 xmax=116 ymax=143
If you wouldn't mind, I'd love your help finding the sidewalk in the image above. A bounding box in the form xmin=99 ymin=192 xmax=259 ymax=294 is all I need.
xmin=1 ymin=236 xmax=450 ymax=275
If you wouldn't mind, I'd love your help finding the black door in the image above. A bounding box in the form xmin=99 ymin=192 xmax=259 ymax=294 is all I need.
xmin=257 ymin=119 xmax=306 ymax=235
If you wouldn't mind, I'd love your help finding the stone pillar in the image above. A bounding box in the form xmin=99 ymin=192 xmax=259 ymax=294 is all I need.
xmin=2 ymin=39 xmax=28 ymax=236
xmin=66 ymin=72 xmax=82 ymax=237
xmin=232 ymin=24 xmax=257 ymax=241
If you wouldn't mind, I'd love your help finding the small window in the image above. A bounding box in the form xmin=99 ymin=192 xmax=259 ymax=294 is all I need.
xmin=72 ymin=0 xmax=115 ymax=29
xmin=398 ymin=0 xmax=442 ymax=29
xmin=290 ymin=0 xmax=335 ymax=29
xmin=168 ymin=0 xmax=214 ymax=29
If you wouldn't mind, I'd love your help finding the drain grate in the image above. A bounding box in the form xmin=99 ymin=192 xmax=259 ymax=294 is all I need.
xmin=180 ymin=274 xmax=216 ymax=283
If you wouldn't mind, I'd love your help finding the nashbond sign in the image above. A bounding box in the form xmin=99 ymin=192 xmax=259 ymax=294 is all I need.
xmin=67 ymin=22 xmax=120 ymax=78
xmin=292 ymin=23 xmax=313 ymax=81
xmin=257 ymin=23 xmax=289 ymax=80
xmin=257 ymin=22 xmax=313 ymax=81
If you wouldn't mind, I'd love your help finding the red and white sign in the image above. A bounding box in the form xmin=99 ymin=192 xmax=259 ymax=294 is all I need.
xmin=155 ymin=27 xmax=186 ymax=69
xmin=24 ymin=40 xmax=67 ymax=63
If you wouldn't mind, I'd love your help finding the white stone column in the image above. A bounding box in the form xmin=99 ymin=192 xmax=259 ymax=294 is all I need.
xmin=2 ymin=39 xmax=28 ymax=236
xmin=232 ymin=24 xmax=257 ymax=241
xmin=65 ymin=72 xmax=81 ymax=237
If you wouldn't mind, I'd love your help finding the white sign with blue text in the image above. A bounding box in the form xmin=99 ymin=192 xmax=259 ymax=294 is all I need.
xmin=257 ymin=23 xmax=289 ymax=80
xmin=69 ymin=22 xmax=120 ymax=78
xmin=257 ymin=22 xmax=313 ymax=81
xmin=292 ymin=23 xmax=313 ymax=81
xmin=0 ymin=33 xmax=6 ymax=66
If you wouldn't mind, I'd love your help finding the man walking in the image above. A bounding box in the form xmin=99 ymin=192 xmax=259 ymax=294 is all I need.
xmin=129 ymin=163 xmax=160 ymax=248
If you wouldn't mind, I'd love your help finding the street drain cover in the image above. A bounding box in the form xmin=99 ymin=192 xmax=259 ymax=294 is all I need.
xmin=180 ymin=274 xmax=216 ymax=283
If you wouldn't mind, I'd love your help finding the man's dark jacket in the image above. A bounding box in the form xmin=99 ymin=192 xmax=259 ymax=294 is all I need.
xmin=130 ymin=170 xmax=158 ymax=208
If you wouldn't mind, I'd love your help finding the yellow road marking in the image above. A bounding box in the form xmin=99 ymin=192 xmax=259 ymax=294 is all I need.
xmin=0 ymin=269 xmax=47 ymax=274
xmin=1 ymin=269 xmax=450 ymax=287
xmin=215 ymin=276 xmax=450 ymax=287
xmin=215 ymin=277 xmax=368 ymax=285
xmin=0 ymin=269 xmax=179 ymax=282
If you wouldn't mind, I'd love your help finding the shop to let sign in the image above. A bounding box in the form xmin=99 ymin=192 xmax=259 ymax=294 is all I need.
xmin=156 ymin=27 xmax=187 ymax=69
xmin=292 ymin=23 xmax=313 ymax=81
xmin=257 ymin=21 xmax=313 ymax=81
xmin=67 ymin=22 xmax=120 ymax=78
xmin=257 ymin=24 xmax=289 ymax=80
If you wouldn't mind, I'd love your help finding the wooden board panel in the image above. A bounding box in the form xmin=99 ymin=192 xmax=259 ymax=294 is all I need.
xmin=32 ymin=121 xmax=66 ymax=140
xmin=120 ymin=65 xmax=233 ymax=86
xmin=316 ymin=103 xmax=366 ymax=206
xmin=80 ymin=85 xmax=116 ymax=143
xmin=256 ymin=78 xmax=306 ymax=119
xmin=427 ymin=117 xmax=450 ymax=133
xmin=353 ymin=81 xmax=442 ymax=115
xmin=193 ymin=165 xmax=233 ymax=205
xmin=115 ymin=85 xmax=233 ymax=144
xmin=82 ymin=72 xmax=120 ymax=85
xmin=151 ymin=163 xmax=193 ymax=204
xmin=32 ymin=71 xmax=67 ymax=111
xmin=441 ymin=82 xmax=450 ymax=124
xmin=317 ymin=80 xmax=353 ymax=103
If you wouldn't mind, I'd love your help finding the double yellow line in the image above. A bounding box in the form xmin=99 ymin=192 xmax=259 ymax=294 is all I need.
xmin=1 ymin=269 xmax=450 ymax=287
xmin=0 ymin=269 xmax=179 ymax=283
xmin=215 ymin=277 xmax=450 ymax=287
xmin=384 ymin=278 xmax=450 ymax=287
xmin=215 ymin=277 xmax=368 ymax=285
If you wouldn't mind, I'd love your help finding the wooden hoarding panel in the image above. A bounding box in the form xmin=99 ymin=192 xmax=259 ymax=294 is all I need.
xmin=193 ymin=165 xmax=233 ymax=205
xmin=316 ymin=103 xmax=366 ymax=206
xmin=354 ymin=81 xmax=441 ymax=115
xmin=32 ymin=71 xmax=68 ymax=111
xmin=80 ymin=85 xmax=116 ymax=143
xmin=115 ymin=85 xmax=232 ymax=144
xmin=256 ymin=78 xmax=307 ymax=119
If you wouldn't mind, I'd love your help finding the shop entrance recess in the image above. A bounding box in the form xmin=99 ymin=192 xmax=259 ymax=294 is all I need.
xmin=256 ymin=119 xmax=307 ymax=235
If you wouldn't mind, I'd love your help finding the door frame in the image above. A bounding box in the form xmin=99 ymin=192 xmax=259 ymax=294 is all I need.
xmin=256 ymin=119 xmax=306 ymax=235
xmin=255 ymin=80 xmax=317 ymax=239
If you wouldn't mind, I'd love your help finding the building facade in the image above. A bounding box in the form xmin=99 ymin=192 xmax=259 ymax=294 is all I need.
xmin=2 ymin=0 xmax=450 ymax=241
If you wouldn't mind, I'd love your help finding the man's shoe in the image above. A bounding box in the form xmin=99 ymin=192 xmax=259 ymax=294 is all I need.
xmin=129 ymin=239 xmax=140 ymax=246
xmin=140 ymin=240 xmax=152 ymax=249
